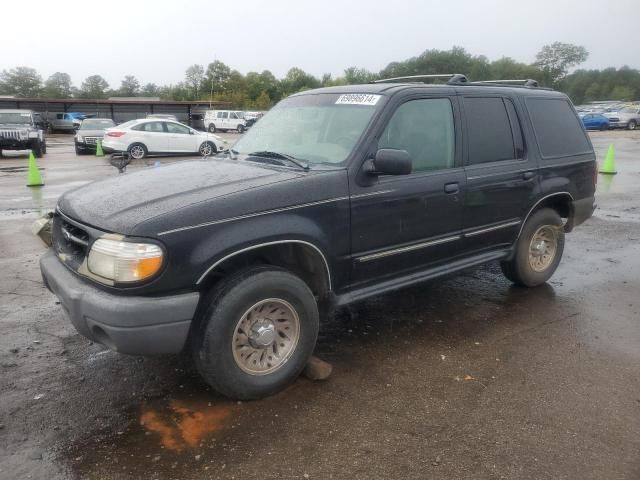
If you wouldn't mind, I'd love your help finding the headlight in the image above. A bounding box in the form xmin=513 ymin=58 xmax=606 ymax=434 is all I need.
xmin=87 ymin=238 xmax=163 ymax=282
xmin=75 ymin=134 xmax=83 ymax=142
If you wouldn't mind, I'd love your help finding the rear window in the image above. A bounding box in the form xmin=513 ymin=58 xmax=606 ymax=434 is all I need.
xmin=526 ymin=98 xmax=591 ymax=158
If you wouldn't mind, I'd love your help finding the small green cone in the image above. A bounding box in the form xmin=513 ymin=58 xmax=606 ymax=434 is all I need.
xmin=599 ymin=144 xmax=617 ymax=175
xmin=95 ymin=138 xmax=104 ymax=157
xmin=26 ymin=151 xmax=44 ymax=187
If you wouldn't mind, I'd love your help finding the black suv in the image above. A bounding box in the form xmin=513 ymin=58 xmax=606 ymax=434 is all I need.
xmin=40 ymin=75 xmax=596 ymax=399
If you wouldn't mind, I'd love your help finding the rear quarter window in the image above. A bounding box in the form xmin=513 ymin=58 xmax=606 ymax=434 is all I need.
xmin=526 ymin=97 xmax=591 ymax=159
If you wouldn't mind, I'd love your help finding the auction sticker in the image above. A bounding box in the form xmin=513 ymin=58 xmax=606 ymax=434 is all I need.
xmin=335 ymin=94 xmax=381 ymax=106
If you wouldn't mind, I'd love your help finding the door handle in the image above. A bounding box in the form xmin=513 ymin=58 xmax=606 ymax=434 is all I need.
xmin=522 ymin=171 xmax=536 ymax=180
xmin=444 ymin=182 xmax=459 ymax=194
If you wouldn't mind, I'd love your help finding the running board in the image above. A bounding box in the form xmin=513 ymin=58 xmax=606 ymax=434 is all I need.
xmin=335 ymin=249 xmax=510 ymax=306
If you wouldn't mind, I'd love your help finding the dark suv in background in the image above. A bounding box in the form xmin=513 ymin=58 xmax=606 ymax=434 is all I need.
xmin=40 ymin=75 xmax=596 ymax=400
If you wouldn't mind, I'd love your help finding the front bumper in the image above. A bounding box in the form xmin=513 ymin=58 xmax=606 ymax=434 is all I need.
xmin=40 ymin=250 xmax=200 ymax=355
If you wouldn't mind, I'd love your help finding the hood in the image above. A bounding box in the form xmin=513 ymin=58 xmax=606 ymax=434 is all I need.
xmin=58 ymin=158 xmax=304 ymax=234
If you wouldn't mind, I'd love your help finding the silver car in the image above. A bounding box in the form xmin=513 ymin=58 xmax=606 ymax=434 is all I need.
xmin=606 ymin=106 xmax=640 ymax=130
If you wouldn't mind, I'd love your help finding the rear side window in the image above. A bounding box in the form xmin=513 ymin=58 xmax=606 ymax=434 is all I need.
xmin=526 ymin=98 xmax=591 ymax=158
xmin=464 ymin=97 xmax=515 ymax=165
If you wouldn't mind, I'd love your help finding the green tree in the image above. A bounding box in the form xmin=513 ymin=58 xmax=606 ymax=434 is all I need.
xmin=185 ymin=64 xmax=205 ymax=98
xmin=0 ymin=67 xmax=42 ymax=97
xmin=141 ymin=83 xmax=160 ymax=97
xmin=609 ymin=85 xmax=634 ymax=101
xmin=253 ymin=90 xmax=272 ymax=110
xmin=43 ymin=72 xmax=72 ymax=98
xmin=535 ymin=42 xmax=589 ymax=86
xmin=205 ymin=60 xmax=232 ymax=94
xmin=281 ymin=67 xmax=320 ymax=95
xmin=343 ymin=67 xmax=376 ymax=84
xmin=118 ymin=75 xmax=140 ymax=96
xmin=78 ymin=75 xmax=109 ymax=98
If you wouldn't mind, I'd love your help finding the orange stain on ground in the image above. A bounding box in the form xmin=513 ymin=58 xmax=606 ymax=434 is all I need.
xmin=140 ymin=400 xmax=232 ymax=451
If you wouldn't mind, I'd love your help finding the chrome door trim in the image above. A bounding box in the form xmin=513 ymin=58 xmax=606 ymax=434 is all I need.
xmin=356 ymin=235 xmax=462 ymax=263
xmin=464 ymin=220 xmax=521 ymax=237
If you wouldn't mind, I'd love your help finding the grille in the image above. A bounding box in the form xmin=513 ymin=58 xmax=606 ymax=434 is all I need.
xmin=0 ymin=129 xmax=21 ymax=140
xmin=608 ymin=117 xmax=620 ymax=122
xmin=52 ymin=215 xmax=90 ymax=270
xmin=84 ymin=136 xmax=101 ymax=145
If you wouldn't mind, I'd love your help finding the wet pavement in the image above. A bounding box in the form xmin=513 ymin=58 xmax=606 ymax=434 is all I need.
xmin=1 ymin=131 xmax=639 ymax=479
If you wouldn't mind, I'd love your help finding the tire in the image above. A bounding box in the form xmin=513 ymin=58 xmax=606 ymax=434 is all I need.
xmin=600 ymin=123 xmax=608 ymax=131
xmin=127 ymin=143 xmax=147 ymax=160
xmin=31 ymin=140 xmax=43 ymax=158
xmin=237 ymin=124 xmax=245 ymax=134
xmin=628 ymin=120 xmax=637 ymax=131
xmin=500 ymin=208 xmax=565 ymax=287
xmin=208 ymin=124 xmax=217 ymax=133
xmin=193 ymin=266 xmax=319 ymax=400
xmin=198 ymin=141 xmax=217 ymax=156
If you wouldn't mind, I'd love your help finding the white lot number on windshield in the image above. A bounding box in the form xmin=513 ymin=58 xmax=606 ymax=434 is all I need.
xmin=335 ymin=94 xmax=381 ymax=106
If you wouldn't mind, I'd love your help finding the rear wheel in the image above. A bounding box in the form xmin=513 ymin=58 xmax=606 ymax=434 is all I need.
xmin=208 ymin=124 xmax=217 ymax=133
xmin=237 ymin=124 xmax=245 ymax=133
xmin=628 ymin=120 xmax=637 ymax=130
xmin=127 ymin=143 xmax=147 ymax=160
xmin=193 ymin=266 xmax=319 ymax=400
xmin=500 ymin=208 xmax=565 ymax=287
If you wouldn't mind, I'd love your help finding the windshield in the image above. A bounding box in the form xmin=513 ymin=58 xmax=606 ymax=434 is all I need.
xmin=620 ymin=107 xmax=639 ymax=113
xmin=0 ymin=112 xmax=32 ymax=125
xmin=232 ymin=93 xmax=381 ymax=165
xmin=80 ymin=119 xmax=115 ymax=129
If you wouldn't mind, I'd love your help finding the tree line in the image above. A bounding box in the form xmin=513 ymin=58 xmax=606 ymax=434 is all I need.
xmin=1 ymin=42 xmax=638 ymax=108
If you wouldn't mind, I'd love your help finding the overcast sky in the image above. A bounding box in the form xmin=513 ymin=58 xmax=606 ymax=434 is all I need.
xmin=3 ymin=0 xmax=638 ymax=88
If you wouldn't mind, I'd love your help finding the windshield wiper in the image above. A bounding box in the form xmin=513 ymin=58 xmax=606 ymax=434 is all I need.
xmin=246 ymin=151 xmax=309 ymax=170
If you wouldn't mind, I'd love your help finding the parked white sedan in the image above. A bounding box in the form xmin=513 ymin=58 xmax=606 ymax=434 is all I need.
xmin=102 ymin=119 xmax=226 ymax=159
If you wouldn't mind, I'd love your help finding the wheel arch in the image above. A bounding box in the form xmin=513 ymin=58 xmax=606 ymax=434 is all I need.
xmin=518 ymin=192 xmax=574 ymax=239
xmin=196 ymin=239 xmax=332 ymax=298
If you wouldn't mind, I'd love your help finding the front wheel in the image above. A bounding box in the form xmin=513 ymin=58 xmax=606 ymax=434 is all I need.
xmin=193 ymin=266 xmax=319 ymax=400
xmin=237 ymin=124 xmax=245 ymax=133
xmin=628 ymin=120 xmax=637 ymax=131
xmin=500 ymin=208 xmax=565 ymax=287
xmin=600 ymin=123 xmax=608 ymax=131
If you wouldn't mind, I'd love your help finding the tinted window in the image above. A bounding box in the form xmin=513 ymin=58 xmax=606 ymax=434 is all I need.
xmin=165 ymin=122 xmax=190 ymax=134
xmin=230 ymin=112 xmax=238 ymax=119
xmin=527 ymin=98 xmax=591 ymax=158
xmin=464 ymin=97 xmax=515 ymax=164
xmin=378 ymin=98 xmax=455 ymax=172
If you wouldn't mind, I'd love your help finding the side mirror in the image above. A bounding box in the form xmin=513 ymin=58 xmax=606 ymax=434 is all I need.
xmin=369 ymin=149 xmax=412 ymax=176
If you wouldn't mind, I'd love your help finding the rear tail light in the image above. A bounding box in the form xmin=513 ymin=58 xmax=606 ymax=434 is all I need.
xmin=107 ymin=131 xmax=126 ymax=137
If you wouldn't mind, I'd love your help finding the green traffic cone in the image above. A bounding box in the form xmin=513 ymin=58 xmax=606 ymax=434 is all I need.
xmin=95 ymin=138 xmax=104 ymax=157
xmin=599 ymin=144 xmax=617 ymax=175
xmin=26 ymin=151 xmax=44 ymax=187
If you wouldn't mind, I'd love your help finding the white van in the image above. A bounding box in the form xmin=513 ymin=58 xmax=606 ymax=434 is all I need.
xmin=204 ymin=110 xmax=247 ymax=133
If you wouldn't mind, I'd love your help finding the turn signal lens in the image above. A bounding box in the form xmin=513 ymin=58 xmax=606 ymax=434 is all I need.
xmin=88 ymin=239 xmax=163 ymax=282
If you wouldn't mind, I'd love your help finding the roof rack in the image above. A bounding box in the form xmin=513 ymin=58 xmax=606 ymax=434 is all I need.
xmin=372 ymin=74 xmax=468 ymax=85
xmin=469 ymin=79 xmax=540 ymax=88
